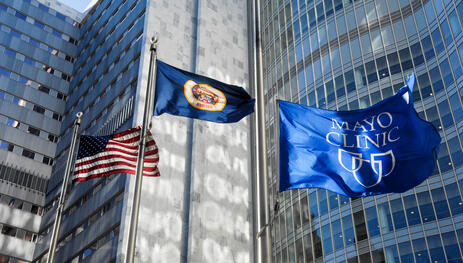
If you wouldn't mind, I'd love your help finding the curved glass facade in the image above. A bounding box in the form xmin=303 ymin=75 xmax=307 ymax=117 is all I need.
xmin=261 ymin=0 xmax=463 ymax=262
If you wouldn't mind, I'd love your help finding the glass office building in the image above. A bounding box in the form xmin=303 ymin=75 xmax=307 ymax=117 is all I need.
xmin=0 ymin=0 xmax=81 ymax=262
xmin=261 ymin=0 xmax=463 ymax=262
xmin=32 ymin=0 xmax=146 ymax=261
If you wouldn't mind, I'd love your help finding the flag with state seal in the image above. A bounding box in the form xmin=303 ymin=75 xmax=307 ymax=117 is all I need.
xmin=278 ymin=74 xmax=441 ymax=197
xmin=153 ymin=60 xmax=255 ymax=123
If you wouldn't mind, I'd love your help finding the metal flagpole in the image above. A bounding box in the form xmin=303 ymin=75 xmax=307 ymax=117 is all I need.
xmin=125 ymin=37 xmax=157 ymax=263
xmin=252 ymin=0 xmax=272 ymax=261
xmin=47 ymin=112 xmax=83 ymax=263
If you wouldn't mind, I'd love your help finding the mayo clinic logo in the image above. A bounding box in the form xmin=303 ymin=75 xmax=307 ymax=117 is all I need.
xmin=338 ymin=149 xmax=395 ymax=188
xmin=326 ymin=112 xmax=400 ymax=188
xmin=184 ymin=80 xmax=227 ymax=111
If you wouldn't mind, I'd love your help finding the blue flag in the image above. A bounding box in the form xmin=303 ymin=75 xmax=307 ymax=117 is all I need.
xmin=279 ymin=74 xmax=441 ymax=197
xmin=153 ymin=60 xmax=255 ymax=123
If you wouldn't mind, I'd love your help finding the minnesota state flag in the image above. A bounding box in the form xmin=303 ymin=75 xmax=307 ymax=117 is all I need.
xmin=153 ymin=60 xmax=255 ymax=123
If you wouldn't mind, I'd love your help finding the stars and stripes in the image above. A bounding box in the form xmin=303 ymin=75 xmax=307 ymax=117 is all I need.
xmin=72 ymin=126 xmax=159 ymax=182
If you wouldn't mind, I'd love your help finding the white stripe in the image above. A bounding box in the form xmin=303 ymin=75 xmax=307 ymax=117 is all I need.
xmin=111 ymin=129 xmax=141 ymax=141
xmin=107 ymin=140 xmax=139 ymax=148
xmin=105 ymin=142 xmax=139 ymax=154
xmin=145 ymin=145 xmax=158 ymax=153
xmin=106 ymin=139 xmax=157 ymax=153
xmin=105 ymin=141 xmax=157 ymax=155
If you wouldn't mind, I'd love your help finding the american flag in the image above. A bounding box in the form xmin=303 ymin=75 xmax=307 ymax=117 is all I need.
xmin=73 ymin=126 xmax=160 ymax=182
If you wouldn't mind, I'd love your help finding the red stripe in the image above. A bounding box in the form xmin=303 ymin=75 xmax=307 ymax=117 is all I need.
xmin=102 ymin=147 xmax=139 ymax=157
xmin=111 ymin=135 xmax=141 ymax=144
xmin=144 ymin=171 xmax=160 ymax=177
xmin=144 ymin=149 xmax=159 ymax=156
xmin=112 ymin=127 xmax=140 ymax=138
xmin=111 ymin=135 xmax=158 ymax=145
xmin=105 ymin=138 xmax=157 ymax=150
xmin=146 ymin=140 xmax=157 ymax=147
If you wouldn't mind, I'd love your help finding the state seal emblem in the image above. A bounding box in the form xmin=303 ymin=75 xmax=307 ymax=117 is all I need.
xmin=184 ymin=80 xmax=227 ymax=111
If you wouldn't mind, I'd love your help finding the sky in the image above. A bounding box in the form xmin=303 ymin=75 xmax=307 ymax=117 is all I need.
xmin=57 ymin=0 xmax=94 ymax=12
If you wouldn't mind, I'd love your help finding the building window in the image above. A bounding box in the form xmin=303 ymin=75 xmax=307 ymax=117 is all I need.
xmin=62 ymin=73 xmax=71 ymax=81
xmin=6 ymin=118 xmax=20 ymax=128
xmin=19 ymin=76 xmax=28 ymax=84
xmin=6 ymin=143 xmax=14 ymax=152
xmin=27 ymin=126 xmax=40 ymax=136
xmin=38 ymin=3 xmax=49 ymax=12
xmin=52 ymin=113 xmax=62 ymax=121
xmin=4 ymin=48 xmax=16 ymax=57
xmin=15 ymin=12 xmax=26 ymax=20
xmin=33 ymin=105 xmax=45 ymax=114
xmin=52 ymin=30 xmax=62 ymax=38
xmin=22 ymin=149 xmax=35 ymax=159
xmin=13 ymin=97 xmax=26 ymax=107
xmin=31 ymin=205 xmax=41 ymax=215
xmin=1 ymin=225 xmax=16 ymax=237
xmin=34 ymin=21 xmax=45 ymax=29
xmin=57 ymin=92 xmax=66 ymax=101
xmin=9 ymin=199 xmax=23 ymax=209
xmin=29 ymin=38 xmax=40 ymax=47
xmin=0 ymin=67 xmax=10 ymax=77
xmin=38 ymin=85 xmax=50 ymax=94
xmin=43 ymin=156 xmax=53 ymax=165
xmin=43 ymin=66 xmax=54 ymax=74
xmin=56 ymin=12 xmax=66 ymax=21
xmin=9 ymin=29 xmax=20 ymax=38
xmin=48 ymin=134 xmax=57 ymax=143
xmin=65 ymin=55 xmax=73 ymax=62
xmin=0 ymin=141 xmax=7 ymax=150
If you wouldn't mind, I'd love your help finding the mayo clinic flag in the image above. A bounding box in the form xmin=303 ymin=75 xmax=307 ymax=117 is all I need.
xmin=153 ymin=60 xmax=255 ymax=123
xmin=279 ymin=74 xmax=441 ymax=197
xmin=73 ymin=127 xmax=159 ymax=182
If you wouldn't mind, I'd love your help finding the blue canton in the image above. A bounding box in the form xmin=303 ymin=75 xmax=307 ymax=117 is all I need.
xmin=77 ymin=135 xmax=111 ymax=159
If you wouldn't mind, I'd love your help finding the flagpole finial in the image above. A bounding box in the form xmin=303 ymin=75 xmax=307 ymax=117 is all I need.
xmin=75 ymin=112 xmax=83 ymax=125
xmin=150 ymin=36 xmax=157 ymax=52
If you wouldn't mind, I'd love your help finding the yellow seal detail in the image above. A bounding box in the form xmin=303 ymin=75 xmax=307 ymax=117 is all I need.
xmin=184 ymin=80 xmax=227 ymax=111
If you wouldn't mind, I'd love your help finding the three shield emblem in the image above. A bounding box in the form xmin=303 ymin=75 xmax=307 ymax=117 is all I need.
xmin=338 ymin=149 xmax=395 ymax=188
